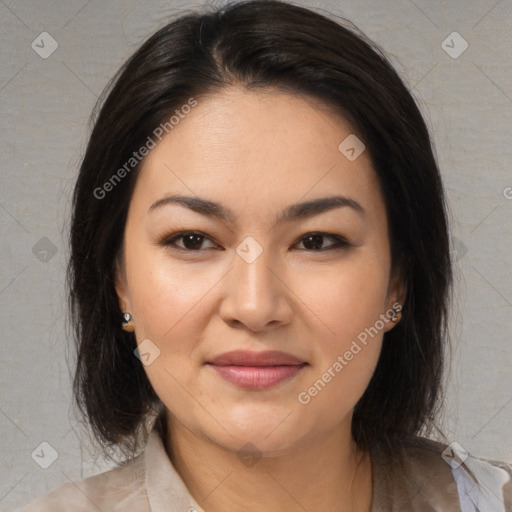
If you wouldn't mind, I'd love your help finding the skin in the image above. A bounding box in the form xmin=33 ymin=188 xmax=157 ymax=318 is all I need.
xmin=115 ymin=86 xmax=405 ymax=512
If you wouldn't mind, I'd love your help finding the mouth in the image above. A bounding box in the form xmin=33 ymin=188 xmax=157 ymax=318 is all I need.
xmin=206 ymin=350 xmax=308 ymax=390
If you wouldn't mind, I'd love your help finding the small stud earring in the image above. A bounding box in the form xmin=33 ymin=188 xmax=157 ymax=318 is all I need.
xmin=391 ymin=307 xmax=402 ymax=323
xmin=121 ymin=312 xmax=135 ymax=332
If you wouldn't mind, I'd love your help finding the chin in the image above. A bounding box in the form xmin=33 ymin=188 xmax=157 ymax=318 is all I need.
xmin=206 ymin=407 xmax=308 ymax=453
xmin=214 ymin=426 xmax=304 ymax=457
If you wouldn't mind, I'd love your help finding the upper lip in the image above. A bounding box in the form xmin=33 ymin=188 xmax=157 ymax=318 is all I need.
xmin=207 ymin=350 xmax=306 ymax=367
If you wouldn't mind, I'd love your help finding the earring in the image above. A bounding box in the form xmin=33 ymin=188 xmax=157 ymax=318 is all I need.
xmin=391 ymin=306 xmax=402 ymax=323
xmin=121 ymin=312 xmax=135 ymax=332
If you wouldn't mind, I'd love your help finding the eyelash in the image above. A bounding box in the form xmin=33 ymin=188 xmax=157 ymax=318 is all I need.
xmin=159 ymin=230 xmax=351 ymax=253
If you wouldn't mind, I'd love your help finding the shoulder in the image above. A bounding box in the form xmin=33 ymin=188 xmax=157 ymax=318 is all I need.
xmin=372 ymin=436 xmax=512 ymax=511
xmin=16 ymin=452 xmax=149 ymax=512
xmin=371 ymin=435 xmax=461 ymax=509
xmin=451 ymin=446 xmax=512 ymax=512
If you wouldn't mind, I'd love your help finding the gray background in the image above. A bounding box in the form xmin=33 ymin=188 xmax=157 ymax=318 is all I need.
xmin=1 ymin=0 xmax=511 ymax=510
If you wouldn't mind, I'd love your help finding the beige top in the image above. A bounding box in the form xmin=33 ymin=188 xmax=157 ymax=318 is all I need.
xmin=17 ymin=418 xmax=512 ymax=512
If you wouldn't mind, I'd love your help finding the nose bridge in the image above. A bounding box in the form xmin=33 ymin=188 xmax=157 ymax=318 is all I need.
xmin=233 ymin=235 xmax=278 ymax=303
xmin=220 ymin=235 xmax=290 ymax=330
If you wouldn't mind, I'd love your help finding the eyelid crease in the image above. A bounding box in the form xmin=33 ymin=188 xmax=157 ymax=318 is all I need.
xmin=157 ymin=230 xmax=352 ymax=252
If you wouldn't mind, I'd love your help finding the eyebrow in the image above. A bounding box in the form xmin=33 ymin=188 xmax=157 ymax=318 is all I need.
xmin=148 ymin=194 xmax=365 ymax=224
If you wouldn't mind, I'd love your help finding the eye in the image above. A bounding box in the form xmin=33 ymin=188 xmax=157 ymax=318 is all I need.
xmin=160 ymin=230 xmax=350 ymax=252
xmin=295 ymin=232 xmax=350 ymax=251
xmin=161 ymin=231 xmax=218 ymax=251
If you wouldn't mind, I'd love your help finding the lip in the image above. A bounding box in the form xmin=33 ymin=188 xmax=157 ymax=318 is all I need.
xmin=207 ymin=350 xmax=305 ymax=367
xmin=206 ymin=350 xmax=307 ymax=390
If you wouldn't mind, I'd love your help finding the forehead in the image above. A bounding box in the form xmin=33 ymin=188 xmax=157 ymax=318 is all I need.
xmin=130 ymin=87 xmax=385 ymax=223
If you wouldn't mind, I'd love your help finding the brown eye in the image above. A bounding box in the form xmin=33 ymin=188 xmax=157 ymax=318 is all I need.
xmin=160 ymin=230 xmax=349 ymax=253
xmin=162 ymin=231 xmax=218 ymax=251
xmin=296 ymin=233 xmax=350 ymax=251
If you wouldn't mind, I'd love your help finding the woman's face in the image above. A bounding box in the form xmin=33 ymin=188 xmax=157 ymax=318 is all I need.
xmin=115 ymin=87 xmax=403 ymax=455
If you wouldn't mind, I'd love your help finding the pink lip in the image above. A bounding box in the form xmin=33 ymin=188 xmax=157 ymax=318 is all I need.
xmin=206 ymin=350 xmax=307 ymax=390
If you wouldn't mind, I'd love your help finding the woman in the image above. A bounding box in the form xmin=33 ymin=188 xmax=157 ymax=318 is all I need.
xmin=19 ymin=0 xmax=512 ymax=511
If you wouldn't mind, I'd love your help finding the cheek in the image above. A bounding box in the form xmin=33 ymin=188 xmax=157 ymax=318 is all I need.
xmin=293 ymin=254 xmax=390 ymax=345
xmin=298 ymin=337 xmax=382 ymax=430
xmin=127 ymin=247 xmax=216 ymax=340
xmin=297 ymin=266 xmax=387 ymax=415
xmin=126 ymin=256 xmax=215 ymax=410
xmin=293 ymin=255 xmax=389 ymax=403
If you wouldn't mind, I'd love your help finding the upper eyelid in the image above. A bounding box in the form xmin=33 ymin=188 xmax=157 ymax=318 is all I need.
xmin=161 ymin=230 xmax=348 ymax=249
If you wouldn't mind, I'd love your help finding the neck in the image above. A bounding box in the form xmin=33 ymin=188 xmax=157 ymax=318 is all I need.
xmin=163 ymin=411 xmax=373 ymax=512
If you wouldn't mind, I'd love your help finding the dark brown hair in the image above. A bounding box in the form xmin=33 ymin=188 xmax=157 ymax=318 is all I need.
xmin=67 ymin=0 xmax=452 ymax=461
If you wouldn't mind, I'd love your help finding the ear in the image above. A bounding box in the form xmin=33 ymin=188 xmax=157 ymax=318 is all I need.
xmin=383 ymin=265 xmax=407 ymax=333
xmin=114 ymin=254 xmax=131 ymax=313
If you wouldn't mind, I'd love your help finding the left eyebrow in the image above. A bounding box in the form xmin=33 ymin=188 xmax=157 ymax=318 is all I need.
xmin=148 ymin=194 xmax=365 ymax=224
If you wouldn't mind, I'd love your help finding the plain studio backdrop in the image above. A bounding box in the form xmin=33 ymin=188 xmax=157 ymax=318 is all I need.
xmin=0 ymin=0 xmax=511 ymax=509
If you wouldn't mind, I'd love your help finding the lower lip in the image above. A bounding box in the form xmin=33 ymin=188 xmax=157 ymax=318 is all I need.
xmin=208 ymin=364 xmax=306 ymax=390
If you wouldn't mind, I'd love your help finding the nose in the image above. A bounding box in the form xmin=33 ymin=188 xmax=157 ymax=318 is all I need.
xmin=219 ymin=241 xmax=293 ymax=332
